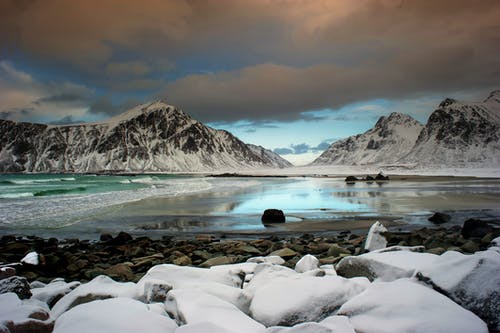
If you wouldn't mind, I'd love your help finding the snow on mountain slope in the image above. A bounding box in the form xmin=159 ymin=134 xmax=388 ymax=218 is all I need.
xmin=311 ymin=113 xmax=423 ymax=165
xmin=401 ymin=91 xmax=500 ymax=167
xmin=247 ymin=144 xmax=293 ymax=168
xmin=0 ymin=101 xmax=291 ymax=173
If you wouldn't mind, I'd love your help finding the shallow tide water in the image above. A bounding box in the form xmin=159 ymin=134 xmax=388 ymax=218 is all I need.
xmin=0 ymin=174 xmax=499 ymax=239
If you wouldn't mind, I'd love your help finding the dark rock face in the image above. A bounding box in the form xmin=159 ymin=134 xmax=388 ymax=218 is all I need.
xmin=0 ymin=101 xmax=291 ymax=172
xmin=0 ymin=276 xmax=32 ymax=299
xmin=261 ymin=209 xmax=286 ymax=223
xmin=461 ymin=219 xmax=494 ymax=239
xmin=428 ymin=212 xmax=451 ymax=224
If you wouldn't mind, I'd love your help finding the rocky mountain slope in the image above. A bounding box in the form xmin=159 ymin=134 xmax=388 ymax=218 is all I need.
xmin=0 ymin=101 xmax=291 ymax=173
xmin=312 ymin=91 xmax=500 ymax=168
xmin=311 ymin=112 xmax=423 ymax=165
xmin=401 ymin=91 xmax=500 ymax=167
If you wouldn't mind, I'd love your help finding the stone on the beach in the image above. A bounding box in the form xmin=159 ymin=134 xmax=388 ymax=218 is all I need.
xmin=51 ymin=275 xmax=139 ymax=319
xmin=269 ymin=248 xmax=297 ymax=259
xmin=261 ymin=209 xmax=286 ymax=223
xmin=344 ymin=176 xmax=358 ymax=182
xmin=374 ymin=172 xmax=389 ymax=181
xmin=109 ymin=231 xmax=133 ymax=245
xmin=247 ymin=256 xmax=285 ymax=265
xmin=336 ymin=246 xmax=437 ymax=281
xmin=142 ymin=279 xmax=173 ymax=303
xmin=0 ymin=276 xmax=31 ymax=299
xmin=53 ymin=297 xmax=177 ymax=333
xmin=327 ymin=244 xmax=351 ymax=257
xmin=337 ymin=279 xmax=488 ymax=333
xmin=0 ymin=267 xmax=16 ymax=281
xmin=31 ymin=279 xmax=81 ymax=308
xmin=364 ymin=221 xmax=388 ymax=252
xmin=428 ymin=212 xmax=451 ymax=224
xmin=0 ymin=292 xmax=53 ymax=333
xmin=461 ymin=219 xmax=494 ymax=239
xmin=104 ymin=263 xmax=136 ymax=281
xmin=165 ymin=289 xmax=266 ymax=333
xmin=295 ymin=254 xmax=319 ymax=273
xmin=21 ymin=251 xmax=40 ymax=265
xmin=249 ymin=271 xmax=369 ymax=326
xmin=200 ymin=256 xmax=237 ymax=268
xmin=417 ymin=248 xmax=500 ymax=331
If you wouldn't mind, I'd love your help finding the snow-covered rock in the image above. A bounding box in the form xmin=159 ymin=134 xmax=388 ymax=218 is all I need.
xmin=247 ymin=256 xmax=285 ymax=265
xmin=31 ymin=279 xmax=81 ymax=307
xmin=294 ymin=254 xmax=319 ymax=273
xmin=0 ymin=292 xmax=52 ymax=333
xmin=364 ymin=221 xmax=388 ymax=252
xmin=175 ymin=322 xmax=239 ymax=333
xmin=338 ymin=278 xmax=488 ymax=333
xmin=53 ymin=297 xmax=177 ymax=333
xmin=249 ymin=272 xmax=369 ymax=326
xmin=0 ymin=101 xmax=291 ymax=173
xmin=417 ymin=248 xmax=500 ymax=331
xmin=21 ymin=251 xmax=39 ymax=265
xmin=336 ymin=246 xmax=437 ymax=281
xmin=0 ymin=275 xmax=31 ymax=299
xmin=50 ymin=275 xmax=139 ymax=319
xmin=266 ymin=316 xmax=355 ymax=333
xmin=165 ymin=289 xmax=266 ymax=333
xmin=311 ymin=112 xmax=423 ymax=165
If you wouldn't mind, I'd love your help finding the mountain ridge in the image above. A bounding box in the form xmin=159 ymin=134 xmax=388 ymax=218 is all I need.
xmin=0 ymin=101 xmax=291 ymax=173
xmin=311 ymin=91 xmax=500 ymax=168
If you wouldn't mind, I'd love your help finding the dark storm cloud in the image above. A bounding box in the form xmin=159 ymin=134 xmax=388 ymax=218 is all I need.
xmin=34 ymin=93 xmax=90 ymax=105
xmin=1 ymin=0 xmax=499 ymax=123
xmin=88 ymin=97 xmax=140 ymax=116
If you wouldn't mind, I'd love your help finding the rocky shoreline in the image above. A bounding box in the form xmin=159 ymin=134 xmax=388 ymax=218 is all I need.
xmin=1 ymin=219 xmax=499 ymax=333
xmin=1 ymin=220 xmax=498 ymax=284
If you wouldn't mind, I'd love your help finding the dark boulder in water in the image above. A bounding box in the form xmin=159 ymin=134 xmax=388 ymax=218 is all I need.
xmin=262 ymin=209 xmax=286 ymax=223
xmin=345 ymin=176 xmax=359 ymax=182
xmin=428 ymin=212 xmax=451 ymax=224
xmin=375 ymin=172 xmax=389 ymax=181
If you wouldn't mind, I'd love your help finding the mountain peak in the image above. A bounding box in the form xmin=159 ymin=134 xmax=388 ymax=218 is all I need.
xmin=438 ymin=98 xmax=457 ymax=109
xmin=484 ymin=90 xmax=500 ymax=103
xmin=374 ymin=112 xmax=419 ymax=128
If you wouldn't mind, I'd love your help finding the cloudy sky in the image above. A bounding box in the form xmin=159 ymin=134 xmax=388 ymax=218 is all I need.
xmin=1 ymin=0 xmax=499 ymax=164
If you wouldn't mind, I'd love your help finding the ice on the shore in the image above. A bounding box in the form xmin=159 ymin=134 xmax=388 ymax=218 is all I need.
xmin=165 ymin=289 xmax=266 ymax=333
xmin=53 ymin=297 xmax=177 ymax=333
xmin=51 ymin=275 xmax=139 ymax=318
xmin=338 ymin=278 xmax=488 ymax=333
xmin=364 ymin=221 xmax=387 ymax=251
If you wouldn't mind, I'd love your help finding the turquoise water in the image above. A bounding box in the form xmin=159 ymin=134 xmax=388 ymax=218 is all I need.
xmin=0 ymin=174 xmax=177 ymax=199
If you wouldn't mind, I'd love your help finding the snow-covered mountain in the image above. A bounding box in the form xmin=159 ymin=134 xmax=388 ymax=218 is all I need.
xmin=401 ymin=91 xmax=500 ymax=167
xmin=311 ymin=112 xmax=423 ymax=165
xmin=247 ymin=144 xmax=293 ymax=168
xmin=0 ymin=101 xmax=291 ymax=173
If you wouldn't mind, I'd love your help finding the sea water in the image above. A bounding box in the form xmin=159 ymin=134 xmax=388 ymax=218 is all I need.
xmin=0 ymin=174 xmax=499 ymax=238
